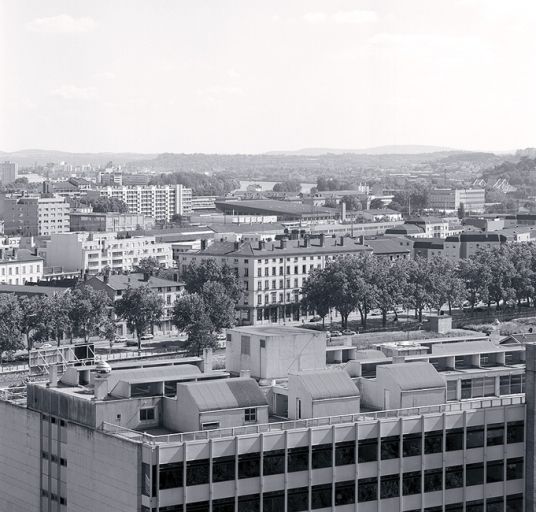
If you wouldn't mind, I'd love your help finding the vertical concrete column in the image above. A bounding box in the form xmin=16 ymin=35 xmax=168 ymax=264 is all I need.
xmin=524 ymin=343 xmax=536 ymax=511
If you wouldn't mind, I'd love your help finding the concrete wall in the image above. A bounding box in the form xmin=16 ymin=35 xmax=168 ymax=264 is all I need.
xmin=66 ymin=424 xmax=141 ymax=512
xmin=0 ymin=401 xmax=41 ymax=512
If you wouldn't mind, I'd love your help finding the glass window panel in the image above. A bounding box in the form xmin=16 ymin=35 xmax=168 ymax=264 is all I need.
xmin=381 ymin=436 xmax=400 ymax=460
xmin=402 ymin=471 xmax=421 ymax=496
xmin=445 ymin=465 xmax=464 ymax=489
xmin=403 ymin=433 xmax=422 ymax=457
xmin=311 ymin=444 xmax=332 ymax=469
xmin=506 ymin=494 xmax=523 ymax=512
xmin=466 ymin=462 xmax=484 ymax=486
xmin=186 ymin=459 xmax=209 ymax=486
xmin=288 ymin=447 xmax=309 ymax=473
xmin=263 ymin=491 xmax=284 ymax=512
xmin=380 ymin=474 xmax=400 ymax=499
xmin=424 ymin=468 xmax=442 ymax=492
xmin=446 ymin=428 xmax=463 ymax=451
xmin=507 ymin=421 xmax=524 ymax=444
xmin=487 ymin=424 xmax=504 ymax=446
xmin=357 ymin=477 xmax=377 ymax=502
xmin=506 ymin=458 xmax=523 ymax=480
xmin=159 ymin=462 xmax=183 ymax=489
xmin=335 ymin=481 xmax=355 ymax=506
xmin=311 ymin=483 xmax=332 ymax=510
xmin=335 ymin=441 xmax=355 ymax=466
xmin=263 ymin=449 xmax=285 ymax=476
xmin=358 ymin=438 xmax=377 ymax=463
xmin=467 ymin=426 xmax=484 ymax=449
xmin=424 ymin=430 xmax=443 ymax=454
xmin=486 ymin=460 xmax=504 ymax=483
xmin=238 ymin=453 xmax=260 ymax=479
xmin=287 ymin=487 xmax=309 ymax=512
xmin=212 ymin=456 xmax=235 ymax=483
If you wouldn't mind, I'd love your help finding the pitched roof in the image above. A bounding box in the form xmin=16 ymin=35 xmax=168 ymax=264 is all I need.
xmin=180 ymin=377 xmax=268 ymax=412
xmin=88 ymin=273 xmax=183 ymax=291
xmin=379 ymin=362 xmax=445 ymax=390
xmin=107 ymin=365 xmax=201 ymax=392
xmin=364 ymin=238 xmax=411 ymax=255
xmin=431 ymin=340 xmax=503 ymax=355
xmin=295 ymin=370 xmax=360 ymax=400
xmin=386 ymin=224 xmax=424 ymax=235
xmin=0 ymin=284 xmax=68 ymax=297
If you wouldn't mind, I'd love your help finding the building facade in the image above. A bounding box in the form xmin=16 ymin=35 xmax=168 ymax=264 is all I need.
xmin=0 ymin=161 xmax=18 ymax=184
xmin=0 ymin=194 xmax=70 ymax=236
xmin=92 ymin=185 xmax=193 ymax=222
xmin=0 ymin=252 xmax=43 ymax=285
xmin=39 ymin=232 xmax=173 ymax=274
xmin=69 ymin=212 xmax=155 ymax=233
xmin=429 ymin=189 xmax=486 ymax=213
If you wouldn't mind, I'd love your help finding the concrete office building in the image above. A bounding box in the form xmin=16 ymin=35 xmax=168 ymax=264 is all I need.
xmin=0 ymin=161 xmax=18 ymax=184
xmin=0 ymin=329 xmax=529 ymax=512
xmin=69 ymin=212 xmax=155 ymax=233
xmin=429 ymin=188 xmax=486 ymax=213
xmin=92 ymin=185 xmax=193 ymax=222
xmin=0 ymin=194 xmax=70 ymax=236
xmin=39 ymin=232 xmax=173 ymax=274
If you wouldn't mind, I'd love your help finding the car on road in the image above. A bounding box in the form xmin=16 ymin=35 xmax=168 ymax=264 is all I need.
xmin=34 ymin=343 xmax=53 ymax=350
xmin=140 ymin=333 xmax=154 ymax=341
xmin=114 ymin=336 xmax=128 ymax=344
xmin=309 ymin=316 xmax=322 ymax=322
xmin=342 ymin=329 xmax=356 ymax=336
xmin=330 ymin=331 xmax=342 ymax=337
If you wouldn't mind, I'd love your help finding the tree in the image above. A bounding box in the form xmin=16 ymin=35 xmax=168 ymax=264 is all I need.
xmin=341 ymin=195 xmax=363 ymax=211
xmin=369 ymin=198 xmax=385 ymax=209
xmin=115 ymin=286 xmax=164 ymax=352
xmin=301 ymin=268 xmax=332 ymax=327
xmin=135 ymin=257 xmax=162 ymax=276
xmin=388 ymin=201 xmax=404 ymax=213
xmin=81 ymin=196 xmax=128 ymax=213
xmin=371 ymin=258 xmax=408 ymax=327
xmin=183 ymin=259 xmax=241 ymax=303
xmin=18 ymin=296 xmax=43 ymax=350
xmin=68 ymin=287 xmax=112 ymax=342
xmin=458 ymin=257 xmax=491 ymax=312
xmin=405 ymin=258 xmax=434 ymax=322
xmin=0 ymin=294 xmax=23 ymax=360
xmin=272 ymin=180 xmax=302 ymax=193
xmin=172 ymin=293 xmax=218 ymax=355
xmin=201 ymin=281 xmax=236 ymax=332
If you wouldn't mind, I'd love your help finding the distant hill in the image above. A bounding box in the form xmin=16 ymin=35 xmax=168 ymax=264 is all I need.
xmin=0 ymin=149 xmax=156 ymax=167
xmin=265 ymin=145 xmax=459 ymax=156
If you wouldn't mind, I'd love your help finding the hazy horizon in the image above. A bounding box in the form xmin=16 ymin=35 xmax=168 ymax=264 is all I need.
xmin=2 ymin=1 xmax=536 ymax=154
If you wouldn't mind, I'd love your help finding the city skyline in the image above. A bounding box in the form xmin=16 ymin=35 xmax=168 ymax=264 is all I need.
xmin=2 ymin=0 xmax=536 ymax=154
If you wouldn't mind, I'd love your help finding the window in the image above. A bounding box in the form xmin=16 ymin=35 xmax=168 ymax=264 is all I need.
xmin=212 ymin=456 xmax=235 ymax=482
xmin=358 ymin=438 xmax=377 ymax=462
xmin=311 ymin=483 xmax=332 ymax=509
xmin=263 ymin=449 xmax=284 ymax=476
xmin=425 ymin=430 xmax=443 ymax=454
xmin=263 ymin=491 xmax=284 ymax=512
xmin=446 ymin=428 xmax=463 ymax=451
xmin=160 ymin=462 xmax=183 ymax=489
xmin=487 ymin=423 xmax=504 ymax=446
xmin=447 ymin=380 xmax=457 ymax=401
xmin=466 ymin=426 xmax=484 ymax=449
xmin=244 ymin=408 xmax=256 ymax=423
xmin=140 ymin=408 xmax=155 ymax=421
xmin=486 ymin=497 xmax=504 ymax=512
xmin=241 ymin=336 xmax=251 ymax=355
xmin=357 ymin=477 xmax=377 ymax=502
xmin=381 ymin=474 xmax=399 ymax=499
xmin=506 ymin=457 xmax=523 ymax=480
xmin=335 ymin=441 xmax=355 ymax=466
xmin=487 ymin=460 xmax=505 ymax=484
xmin=312 ymin=444 xmax=332 ymax=469
xmin=238 ymin=494 xmax=260 ymax=512
xmin=238 ymin=452 xmax=260 ymax=479
xmin=507 ymin=421 xmax=524 ymax=444
xmin=445 ymin=465 xmax=464 ymax=489
xmin=403 ymin=433 xmax=421 ymax=457
xmin=288 ymin=446 xmax=309 ymax=472
xmin=186 ymin=459 xmax=209 ymax=486
xmin=201 ymin=422 xmax=219 ymax=430
xmin=506 ymin=494 xmax=523 ymax=512
xmin=402 ymin=471 xmax=421 ymax=496
xmin=213 ymin=497 xmax=234 ymax=512
xmin=466 ymin=462 xmax=484 ymax=486
xmin=381 ymin=436 xmax=400 ymax=460
xmin=287 ymin=487 xmax=309 ymax=512
xmin=424 ymin=468 xmax=443 ymax=492
xmin=466 ymin=500 xmax=484 ymax=512
xmin=335 ymin=481 xmax=355 ymax=506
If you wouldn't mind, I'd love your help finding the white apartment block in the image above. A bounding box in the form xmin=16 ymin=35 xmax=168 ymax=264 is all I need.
xmin=0 ymin=254 xmax=43 ymax=285
xmin=0 ymin=194 xmax=70 ymax=236
xmin=429 ymin=188 xmax=486 ymax=213
xmin=39 ymin=232 xmax=173 ymax=274
xmin=94 ymin=185 xmax=193 ymax=222
xmin=0 ymin=161 xmax=18 ymax=184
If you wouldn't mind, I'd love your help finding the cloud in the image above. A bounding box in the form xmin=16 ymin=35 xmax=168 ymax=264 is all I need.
xmin=51 ymin=85 xmax=98 ymax=100
xmin=304 ymin=10 xmax=378 ymax=25
xmin=26 ymin=14 xmax=96 ymax=34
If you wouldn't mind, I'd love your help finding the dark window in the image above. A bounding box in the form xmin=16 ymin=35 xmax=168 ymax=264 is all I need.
xmin=487 ymin=423 xmax=504 ymax=446
xmin=213 ymin=497 xmax=234 ymax=512
xmin=335 ymin=481 xmax=355 ymax=506
xmin=238 ymin=452 xmax=260 ymax=479
xmin=263 ymin=449 xmax=284 ymax=476
xmin=424 ymin=430 xmax=443 ymax=454
xmin=263 ymin=491 xmax=284 ymax=512
xmin=466 ymin=500 xmax=484 ymax=512
xmin=140 ymin=408 xmax=155 ymax=421
xmin=445 ymin=505 xmax=463 ymax=512
xmin=160 ymin=462 xmax=183 ymax=489
xmin=141 ymin=463 xmax=157 ymax=497
xmin=506 ymin=457 xmax=523 ymax=480
xmin=466 ymin=426 xmax=484 ymax=449
xmin=358 ymin=438 xmax=377 ymax=462
xmin=507 ymin=421 xmax=524 ymax=444
xmin=288 ymin=446 xmax=309 ymax=472
xmin=403 ymin=433 xmax=421 ymax=457
xmin=238 ymin=494 xmax=260 ymax=512
xmin=335 ymin=441 xmax=355 ymax=466
xmin=445 ymin=465 xmax=464 ymax=489
xmin=466 ymin=462 xmax=484 ymax=486
xmin=186 ymin=459 xmax=209 ymax=486
xmin=187 ymin=501 xmax=210 ymax=512
xmin=381 ymin=436 xmax=400 ymax=460
xmin=312 ymin=443 xmax=332 ymax=469
xmin=424 ymin=468 xmax=443 ymax=492
xmin=486 ymin=497 xmax=504 ymax=512
xmin=446 ymin=428 xmax=463 ymax=451
xmin=357 ymin=477 xmax=377 ymax=502
xmin=212 ymin=456 xmax=235 ymax=482
xmin=380 ymin=474 xmax=400 ymax=499
xmin=244 ymin=408 xmax=257 ymax=423
xmin=402 ymin=471 xmax=421 ymax=496
xmin=506 ymin=494 xmax=523 ymax=512
xmin=287 ymin=487 xmax=309 ymax=512
xmin=311 ymin=483 xmax=332 ymax=509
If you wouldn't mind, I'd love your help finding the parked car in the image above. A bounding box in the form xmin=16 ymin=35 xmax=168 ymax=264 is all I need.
xmin=114 ymin=336 xmax=128 ymax=344
xmin=309 ymin=316 xmax=322 ymax=322
xmin=126 ymin=339 xmax=138 ymax=347
xmin=140 ymin=333 xmax=154 ymax=341
xmin=216 ymin=332 xmax=227 ymax=341
xmin=342 ymin=329 xmax=356 ymax=336
xmin=330 ymin=331 xmax=342 ymax=337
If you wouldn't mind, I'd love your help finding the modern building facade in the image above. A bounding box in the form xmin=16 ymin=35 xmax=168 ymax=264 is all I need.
xmin=39 ymin=232 xmax=173 ymax=274
xmin=0 ymin=194 xmax=70 ymax=236
xmin=0 ymin=161 xmax=18 ymax=184
xmin=0 ymin=330 xmax=530 ymax=512
xmin=429 ymin=189 xmax=486 ymax=213
xmin=92 ymin=185 xmax=193 ymax=222
xmin=69 ymin=212 xmax=155 ymax=233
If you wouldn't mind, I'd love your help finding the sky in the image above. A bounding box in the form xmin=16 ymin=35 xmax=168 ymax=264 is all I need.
xmin=1 ymin=0 xmax=536 ymax=154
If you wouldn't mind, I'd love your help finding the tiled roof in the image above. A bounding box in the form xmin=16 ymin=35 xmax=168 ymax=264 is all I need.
xmin=364 ymin=238 xmax=411 ymax=255
xmin=88 ymin=273 xmax=183 ymax=291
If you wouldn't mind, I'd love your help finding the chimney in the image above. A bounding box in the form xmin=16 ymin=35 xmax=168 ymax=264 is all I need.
xmin=259 ymin=240 xmax=266 ymax=250
xmin=93 ymin=373 xmax=109 ymax=400
xmin=48 ymin=364 xmax=58 ymax=387
xmin=392 ymin=355 xmax=406 ymax=364
xmin=340 ymin=201 xmax=347 ymax=222
xmin=103 ymin=267 xmax=110 ymax=284
xmin=201 ymin=239 xmax=207 ymax=251
xmin=319 ymin=234 xmax=325 ymax=247
xmin=202 ymin=348 xmax=213 ymax=373
xmin=234 ymin=241 xmax=240 ymax=251
xmin=304 ymin=238 xmax=310 ymax=247
xmin=280 ymin=238 xmax=288 ymax=249
xmin=339 ymin=236 xmax=345 ymax=246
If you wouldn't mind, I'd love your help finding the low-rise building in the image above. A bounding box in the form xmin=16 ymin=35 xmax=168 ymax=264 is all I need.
xmin=430 ymin=188 xmax=486 ymax=213
xmin=405 ymin=216 xmax=450 ymax=238
xmin=444 ymin=232 xmax=507 ymax=259
xmin=39 ymin=232 xmax=173 ymax=274
xmin=358 ymin=208 xmax=403 ymax=222
xmin=69 ymin=212 xmax=154 ymax=233
xmin=0 ymin=251 xmax=44 ymax=285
